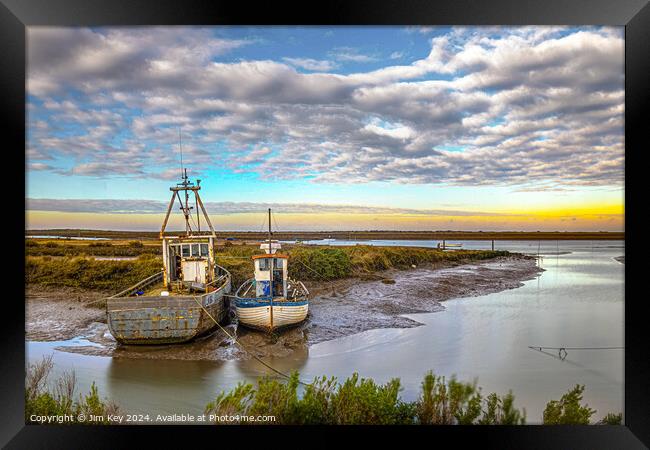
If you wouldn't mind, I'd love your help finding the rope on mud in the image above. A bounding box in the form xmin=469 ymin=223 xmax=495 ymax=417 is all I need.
xmin=190 ymin=295 xmax=312 ymax=387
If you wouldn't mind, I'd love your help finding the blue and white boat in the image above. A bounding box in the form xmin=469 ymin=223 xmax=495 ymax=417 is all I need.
xmin=234 ymin=209 xmax=309 ymax=332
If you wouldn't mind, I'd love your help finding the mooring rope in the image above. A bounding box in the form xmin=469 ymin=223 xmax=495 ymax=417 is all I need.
xmin=294 ymin=259 xmax=334 ymax=282
xmin=530 ymin=346 xmax=624 ymax=350
xmin=528 ymin=345 xmax=624 ymax=361
xmin=191 ymin=295 xmax=312 ymax=387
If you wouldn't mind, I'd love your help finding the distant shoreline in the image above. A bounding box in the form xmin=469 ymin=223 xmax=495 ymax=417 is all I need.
xmin=25 ymin=229 xmax=624 ymax=241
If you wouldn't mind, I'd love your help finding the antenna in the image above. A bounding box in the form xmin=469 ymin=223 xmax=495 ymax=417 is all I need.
xmin=178 ymin=127 xmax=184 ymax=179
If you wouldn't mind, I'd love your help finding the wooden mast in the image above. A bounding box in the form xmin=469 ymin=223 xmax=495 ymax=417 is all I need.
xmin=268 ymin=208 xmax=274 ymax=330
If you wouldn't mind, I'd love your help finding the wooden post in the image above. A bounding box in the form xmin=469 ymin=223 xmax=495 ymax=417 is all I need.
xmin=159 ymin=193 xmax=177 ymax=239
xmin=195 ymin=192 xmax=216 ymax=235
xmin=208 ymin=236 xmax=214 ymax=283
xmin=162 ymin=238 xmax=168 ymax=288
xmin=492 ymin=240 xmax=494 ymax=251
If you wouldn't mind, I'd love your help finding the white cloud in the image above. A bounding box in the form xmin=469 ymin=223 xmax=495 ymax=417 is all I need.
xmin=26 ymin=26 xmax=624 ymax=190
xmin=282 ymin=57 xmax=338 ymax=72
xmin=26 ymin=197 xmax=516 ymax=217
xmin=329 ymin=47 xmax=378 ymax=63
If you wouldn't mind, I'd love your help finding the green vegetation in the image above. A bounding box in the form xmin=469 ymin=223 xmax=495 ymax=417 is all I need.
xmin=214 ymin=245 xmax=508 ymax=288
xmin=289 ymin=246 xmax=509 ymax=281
xmin=26 ymin=254 xmax=162 ymax=291
xmin=26 ymin=239 xmax=159 ymax=257
xmin=542 ymin=384 xmax=598 ymax=425
xmin=204 ymin=371 xmax=522 ymax=425
xmin=26 ymin=356 xmax=622 ymax=426
xmin=205 ymin=371 xmax=621 ymax=425
xmin=26 ymin=240 xmax=510 ymax=293
xmin=597 ymin=412 xmax=623 ymax=425
xmin=217 ymin=244 xmax=509 ymax=286
xmin=25 ymin=356 xmax=120 ymax=424
xmin=288 ymin=247 xmax=353 ymax=280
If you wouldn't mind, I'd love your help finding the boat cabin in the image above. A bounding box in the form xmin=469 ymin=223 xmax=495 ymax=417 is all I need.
xmin=162 ymin=236 xmax=216 ymax=290
xmin=253 ymin=241 xmax=288 ymax=298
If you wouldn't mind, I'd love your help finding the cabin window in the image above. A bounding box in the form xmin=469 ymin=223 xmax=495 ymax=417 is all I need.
xmin=258 ymin=258 xmax=283 ymax=270
xmin=191 ymin=244 xmax=199 ymax=257
xmin=200 ymin=243 xmax=209 ymax=257
xmin=181 ymin=244 xmax=190 ymax=257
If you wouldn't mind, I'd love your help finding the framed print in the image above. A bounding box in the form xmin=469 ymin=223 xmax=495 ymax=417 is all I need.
xmin=2 ymin=0 xmax=647 ymax=447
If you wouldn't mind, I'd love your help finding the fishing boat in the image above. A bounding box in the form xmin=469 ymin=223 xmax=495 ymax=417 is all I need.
xmin=106 ymin=170 xmax=232 ymax=345
xmin=437 ymin=241 xmax=463 ymax=250
xmin=233 ymin=209 xmax=309 ymax=332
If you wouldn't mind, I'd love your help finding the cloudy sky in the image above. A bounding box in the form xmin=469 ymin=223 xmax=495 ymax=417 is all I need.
xmin=26 ymin=26 xmax=624 ymax=231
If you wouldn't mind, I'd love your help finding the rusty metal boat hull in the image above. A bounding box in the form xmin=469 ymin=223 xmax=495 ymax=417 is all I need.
xmin=106 ymin=273 xmax=231 ymax=345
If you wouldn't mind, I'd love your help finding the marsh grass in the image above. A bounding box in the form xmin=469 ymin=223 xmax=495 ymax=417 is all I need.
xmin=25 ymin=254 xmax=162 ymax=291
xmin=26 ymin=243 xmax=510 ymax=292
xmin=26 ymin=239 xmax=159 ymax=257
xmin=288 ymin=246 xmax=509 ymax=281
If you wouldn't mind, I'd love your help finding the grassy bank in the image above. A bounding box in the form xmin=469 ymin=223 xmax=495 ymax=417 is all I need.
xmin=26 ymin=255 xmax=162 ymax=291
xmin=25 ymin=244 xmax=510 ymax=293
xmin=26 ymin=356 xmax=621 ymax=425
xmin=202 ymin=245 xmax=509 ymax=289
xmin=26 ymin=239 xmax=160 ymax=257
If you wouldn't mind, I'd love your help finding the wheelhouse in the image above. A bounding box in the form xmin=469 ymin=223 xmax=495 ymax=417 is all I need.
xmin=252 ymin=252 xmax=288 ymax=298
xmin=162 ymin=236 xmax=216 ymax=290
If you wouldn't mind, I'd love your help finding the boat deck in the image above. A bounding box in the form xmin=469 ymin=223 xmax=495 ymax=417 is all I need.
xmin=138 ymin=282 xmax=214 ymax=297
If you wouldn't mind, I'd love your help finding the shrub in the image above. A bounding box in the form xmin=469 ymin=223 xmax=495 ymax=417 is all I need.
xmin=205 ymin=372 xmax=414 ymax=425
xmin=206 ymin=370 xmax=525 ymax=425
xmin=25 ymin=356 xmax=120 ymax=424
xmin=543 ymin=385 xmax=595 ymax=424
xmin=415 ymin=371 xmax=525 ymax=425
xmin=598 ymin=412 xmax=623 ymax=425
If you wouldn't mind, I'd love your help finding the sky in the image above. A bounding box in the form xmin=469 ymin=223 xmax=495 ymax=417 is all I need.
xmin=25 ymin=26 xmax=625 ymax=232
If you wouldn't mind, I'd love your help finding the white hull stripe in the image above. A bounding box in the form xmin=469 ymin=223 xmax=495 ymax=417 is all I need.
xmin=236 ymin=304 xmax=308 ymax=329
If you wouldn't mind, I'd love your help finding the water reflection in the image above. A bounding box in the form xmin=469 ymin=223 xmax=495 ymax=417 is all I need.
xmin=106 ymin=358 xmax=226 ymax=415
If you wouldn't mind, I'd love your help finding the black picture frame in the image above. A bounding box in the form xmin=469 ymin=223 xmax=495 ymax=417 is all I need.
xmin=2 ymin=0 xmax=646 ymax=447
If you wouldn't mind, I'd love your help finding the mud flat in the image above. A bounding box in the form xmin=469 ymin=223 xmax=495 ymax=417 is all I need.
xmin=26 ymin=286 xmax=110 ymax=341
xmin=26 ymin=254 xmax=542 ymax=361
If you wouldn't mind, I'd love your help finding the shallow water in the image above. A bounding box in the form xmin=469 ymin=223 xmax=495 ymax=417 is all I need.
xmin=27 ymin=240 xmax=624 ymax=423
